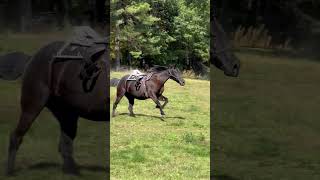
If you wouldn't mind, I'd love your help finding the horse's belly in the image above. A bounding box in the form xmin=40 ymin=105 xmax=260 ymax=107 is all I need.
xmin=56 ymin=61 xmax=109 ymax=121
xmin=126 ymin=83 xmax=147 ymax=99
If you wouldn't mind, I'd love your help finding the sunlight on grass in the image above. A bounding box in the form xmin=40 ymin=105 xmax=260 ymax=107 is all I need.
xmin=110 ymin=71 xmax=210 ymax=179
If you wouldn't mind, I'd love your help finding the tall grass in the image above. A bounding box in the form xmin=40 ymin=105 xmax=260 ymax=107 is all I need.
xmin=232 ymin=24 xmax=292 ymax=50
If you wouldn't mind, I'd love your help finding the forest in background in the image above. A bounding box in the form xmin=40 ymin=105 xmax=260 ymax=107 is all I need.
xmin=0 ymin=0 xmax=210 ymax=75
xmin=110 ymin=0 xmax=209 ymax=74
xmin=0 ymin=0 xmax=109 ymax=31
xmin=216 ymin=0 xmax=320 ymax=58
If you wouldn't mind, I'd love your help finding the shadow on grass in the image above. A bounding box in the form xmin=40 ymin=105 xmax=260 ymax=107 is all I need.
xmin=212 ymin=174 xmax=240 ymax=180
xmin=28 ymin=162 xmax=106 ymax=172
xmin=117 ymin=113 xmax=185 ymax=121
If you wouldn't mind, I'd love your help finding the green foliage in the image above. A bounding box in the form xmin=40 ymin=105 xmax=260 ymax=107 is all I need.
xmin=173 ymin=0 xmax=210 ymax=62
xmin=110 ymin=0 xmax=209 ymax=71
xmin=111 ymin=0 xmax=174 ymax=66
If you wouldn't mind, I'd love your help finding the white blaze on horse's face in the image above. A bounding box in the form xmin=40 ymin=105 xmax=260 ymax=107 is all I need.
xmin=169 ymin=68 xmax=185 ymax=86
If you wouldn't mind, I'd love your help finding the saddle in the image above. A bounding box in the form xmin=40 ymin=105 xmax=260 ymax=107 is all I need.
xmin=127 ymin=70 xmax=145 ymax=81
xmin=49 ymin=26 xmax=108 ymax=94
xmin=127 ymin=70 xmax=153 ymax=97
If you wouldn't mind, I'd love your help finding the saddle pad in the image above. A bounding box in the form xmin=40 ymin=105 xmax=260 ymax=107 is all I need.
xmin=127 ymin=74 xmax=144 ymax=81
xmin=127 ymin=70 xmax=145 ymax=81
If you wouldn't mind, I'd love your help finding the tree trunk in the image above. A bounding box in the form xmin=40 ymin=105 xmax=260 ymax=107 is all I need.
xmin=186 ymin=49 xmax=190 ymax=70
xmin=0 ymin=3 xmax=5 ymax=31
xmin=126 ymin=50 xmax=132 ymax=70
xmin=115 ymin=24 xmax=121 ymax=71
xmin=20 ymin=0 xmax=32 ymax=32
xmin=7 ymin=0 xmax=32 ymax=32
xmin=55 ymin=0 xmax=71 ymax=28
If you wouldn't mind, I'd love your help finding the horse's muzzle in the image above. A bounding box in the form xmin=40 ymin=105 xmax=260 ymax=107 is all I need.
xmin=180 ymin=80 xmax=185 ymax=86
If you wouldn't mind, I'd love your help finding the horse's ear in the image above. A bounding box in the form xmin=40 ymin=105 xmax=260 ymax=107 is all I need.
xmin=173 ymin=64 xmax=177 ymax=69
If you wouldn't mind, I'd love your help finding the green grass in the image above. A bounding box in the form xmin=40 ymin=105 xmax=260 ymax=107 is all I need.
xmin=0 ymin=80 xmax=107 ymax=179
xmin=212 ymin=52 xmax=320 ymax=180
xmin=110 ymin=71 xmax=210 ymax=179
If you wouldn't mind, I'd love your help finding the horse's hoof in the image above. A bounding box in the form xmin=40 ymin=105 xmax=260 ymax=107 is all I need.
xmin=129 ymin=114 xmax=136 ymax=117
xmin=5 ymin=169 xmax=14 ymax=176
xmin=63 ymin=165 xmax=80 ymax=175
xmin=161 ymin=114 xmax=166 ymax=119
xmin=63 ymin=160 xmax=80 ymax=175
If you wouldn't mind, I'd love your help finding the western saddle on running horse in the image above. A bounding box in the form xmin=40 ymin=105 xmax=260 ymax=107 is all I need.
xmin=49 ymin=26 xmax=108 ymax=94
xmin=127 ymin=70 xmax=153 ymax=97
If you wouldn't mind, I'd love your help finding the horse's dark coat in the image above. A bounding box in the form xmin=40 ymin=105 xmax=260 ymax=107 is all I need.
xmin=6 ymin=40 xmax=109 ymax=175
xmin=0 ymin=52 xmax=30 ymax=80
xmin=112 ymin=66 xmax=185 ymax=117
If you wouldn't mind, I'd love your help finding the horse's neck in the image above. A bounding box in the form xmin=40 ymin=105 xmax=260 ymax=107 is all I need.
xmin=154 ymin=70 xmax=170 ymax=85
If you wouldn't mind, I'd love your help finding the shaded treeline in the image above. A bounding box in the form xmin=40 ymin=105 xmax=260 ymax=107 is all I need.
xmin=216 ymin=0 xmax=320 ymax=58
xmin=0 ymin=0 xmax=109 ymax=32
xmin=0 ymin=0 xmax=210 ymax=74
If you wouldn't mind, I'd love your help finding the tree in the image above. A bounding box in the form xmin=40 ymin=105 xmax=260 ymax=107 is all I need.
xmin=174 ymin=0 xmax=209 ymax=73
xmin=111 ymin=0 xmax=173 ymax=69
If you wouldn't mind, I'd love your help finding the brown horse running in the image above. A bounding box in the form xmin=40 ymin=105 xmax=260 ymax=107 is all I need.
xmin=111 ymin=66 xmax=185 ymax=118
xmin=5 ymin=40 xmax=109 ymax=175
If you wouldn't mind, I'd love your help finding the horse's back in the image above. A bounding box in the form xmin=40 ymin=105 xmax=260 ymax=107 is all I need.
xmin=23 ymin=41 xmax=65 ymax=86
xmin=19 ymin=41 xmax=65 ymax=112
xmin=21 ymin=41 xmax=109 ymax=121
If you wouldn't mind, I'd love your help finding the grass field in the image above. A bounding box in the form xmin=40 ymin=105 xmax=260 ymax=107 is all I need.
xmin=212 ymin=52 xmax=320 ymax=180
xmin=110 ymin=71 xmax=210 ymax=179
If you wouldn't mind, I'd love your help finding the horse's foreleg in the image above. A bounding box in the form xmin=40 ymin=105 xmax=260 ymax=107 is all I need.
xmin=50 ymin=109 xmax=79 ymax=175
xmin=59 ymin=130 xmax=78 ymax=175
xmin=158 ymin=95 xmax=168 ymax=109
xmin=151 ymin=95 xmax=165 ymax=117
xmin=127 ymin=96 xmax=135 ymax=117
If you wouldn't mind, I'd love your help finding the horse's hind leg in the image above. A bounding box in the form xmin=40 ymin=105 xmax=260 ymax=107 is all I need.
xmin=59 ymin=118 xmax=79 ymax=175
xmin=112 ymin=87 xmax=125 ymax=117
xmin=126 ymin=95 xmax=135 ymax=117
xmin=6 ymin=88 xmax=49 ymax=175
xmin=49 ymin=106 xmax=79 ymax=175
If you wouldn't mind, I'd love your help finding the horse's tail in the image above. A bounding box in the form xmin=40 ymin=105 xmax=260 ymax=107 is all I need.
xmin=0 ymin=52 xmax=31 ymax=80
xmin=110 ymin=78 xmax=120 ymax=87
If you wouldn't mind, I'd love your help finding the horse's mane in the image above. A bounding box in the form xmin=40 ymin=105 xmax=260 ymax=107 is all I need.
xmin=147 ymin=65 xmax=168 ymax=73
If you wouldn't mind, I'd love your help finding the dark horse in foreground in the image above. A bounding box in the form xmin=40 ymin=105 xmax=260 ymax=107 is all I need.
xmin=5 ymin=27 xmax=109 ymax=175
xmin=111 ymin=66 xmax=185 ymax=118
